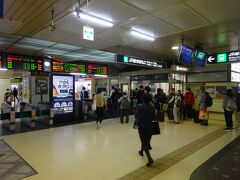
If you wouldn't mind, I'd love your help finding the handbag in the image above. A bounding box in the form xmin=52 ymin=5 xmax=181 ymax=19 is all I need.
xmin=199 ymin=109 xmax=209 ymax=120
xmin=226 ymin=98 xmax=237 ymax=111
xmin=152 ymin=121 xmax=160 ymax=135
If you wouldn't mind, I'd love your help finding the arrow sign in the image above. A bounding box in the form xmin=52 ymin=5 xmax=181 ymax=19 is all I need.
xmin=208 ymin=56 xmax=214 ymax=63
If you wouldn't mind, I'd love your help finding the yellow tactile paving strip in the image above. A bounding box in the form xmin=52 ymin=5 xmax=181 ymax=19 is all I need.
xmin=118 ymin=129 xmax=226 ymax=180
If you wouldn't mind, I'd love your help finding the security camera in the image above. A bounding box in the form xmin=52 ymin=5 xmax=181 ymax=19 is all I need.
xmin=50 ymin=23 xmax=56 ymax=32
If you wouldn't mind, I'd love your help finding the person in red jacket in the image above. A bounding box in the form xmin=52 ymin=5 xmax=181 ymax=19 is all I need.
xmin=183 ymin=88 xmax=195 ymax=120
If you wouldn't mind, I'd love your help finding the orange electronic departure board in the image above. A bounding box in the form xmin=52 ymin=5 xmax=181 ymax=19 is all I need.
xmin=52 ymin=60 xmax=64 ymax=72
xmin=87 ymin=64 xmax=108 ymax=75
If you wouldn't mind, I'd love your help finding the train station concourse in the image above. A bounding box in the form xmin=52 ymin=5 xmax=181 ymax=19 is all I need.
xmin=0 ymin=0 xmax=240 ymax=179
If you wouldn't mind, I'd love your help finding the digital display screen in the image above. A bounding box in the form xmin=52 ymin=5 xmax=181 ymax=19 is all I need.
xmin=7 ymin=55 xmax=24 ymax=70
xmin=6 ymin=55 xmax=43 ymax=71
xmin=179 ymin=45 xmax=194 ymax=65
xmin=87 ymin=64 xmax=108 ymax=75
xmin=64 ymin=63 xmax=85 ymax=73
xmin=52 ymin=75 xmax=74 ymax=114
xmin=194 ymin=51 xmax=207 ymax=67
xmin=52 ymin=60 xmax=64 ymax=72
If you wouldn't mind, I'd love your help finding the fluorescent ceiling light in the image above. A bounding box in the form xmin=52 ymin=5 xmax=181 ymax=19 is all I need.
xmin=172 ymin=46 xmax=179 ymax=50
xmin=0 ymin=68 xmax=8 ymax=71
xmin=94 ymin=74 xmax=107 ymax=78
xmin=131 ymin=30 xmax=155 ymax=41
xmin=70 ymin=73 xmax=87 ymax=76
xmin=73 ymin=12 xmax=113 ymax=27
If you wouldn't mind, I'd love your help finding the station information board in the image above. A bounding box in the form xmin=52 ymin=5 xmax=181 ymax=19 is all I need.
xmin=179 ymin=44 xmax=194 ymax=65
xmin=207 ymin=50 xmax=240 ymax=64
xmin=6 ymin=55 xmax=43 ymax=71
xmin=52 ymin=60 xmax=64 ymax=72
xmin=194 ymin=51 xmax=207 ymax=67
xmin=64 ymin=63 xmax=85 ymax=73
xmin=116 ymin=54 xmax=162 ymax=68
xmin=87 ymin=64 xmax=108 ymax=75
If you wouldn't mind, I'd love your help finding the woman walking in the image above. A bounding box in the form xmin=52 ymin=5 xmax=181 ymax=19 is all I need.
xmin=135 ymin=94 xmax=156 ymax=167
xmin=222 ymin=88 xmax=237 ymax=131
xmin=95 ymin=88 xmax=106 ymax=126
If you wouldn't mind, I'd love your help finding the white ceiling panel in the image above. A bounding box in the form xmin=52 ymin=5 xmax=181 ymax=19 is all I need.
xmin=120 ymin=0 xmax=180 ymax=13
xmin=97 ymin=27 xmax=142 ymax=45
xmin=0 ymin=18 xmax=21 ymax=33
xmin=50 ymin=43 xmax=80 ymax=51
xmin=20 ymin=37 xmax=55 ymax=47
xmin=184 ymin=0 xmax=240 ymax=23
xmin=62 ymin=35 xmax=115 ymax=50
xmin=33 ymin=28 xmax=73 ymax=43
xmin=82 ymin=0 xmax=145 ymax=24
xmin=153 ymin=4 xmax=208 ymax=31
xmin=125 ymin=16 xmax=177 ymax=37
xmin=12 ymin=43 xmax=44 ymax=51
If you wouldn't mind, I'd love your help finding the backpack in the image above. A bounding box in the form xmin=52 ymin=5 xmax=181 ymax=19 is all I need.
xmin=205 ymin=92 xmax=213 ymax=107
xmin=175 ymin=98 xmax=182 ymax=108
xmin=121 ymin=97 xmax=130 ymax=110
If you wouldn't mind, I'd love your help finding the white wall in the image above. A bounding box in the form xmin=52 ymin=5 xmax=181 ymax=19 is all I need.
xmin=0 ymin=79 xmax=11 ymax=103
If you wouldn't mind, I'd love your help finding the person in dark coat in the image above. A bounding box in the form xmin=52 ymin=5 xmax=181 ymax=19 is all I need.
xmin=136 ymin=85 xmax=144 ymax=104
xmin=236 ymin=90 xmax=240 ymax=129
xmin=135 ymin=93 xmax=156 ymax=167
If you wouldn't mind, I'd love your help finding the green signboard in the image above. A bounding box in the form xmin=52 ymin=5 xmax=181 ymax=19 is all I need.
xmin=123 ymin=56 xmax=129 ymax=63
xmin=217 ymin=53 xmax=227 ymax=63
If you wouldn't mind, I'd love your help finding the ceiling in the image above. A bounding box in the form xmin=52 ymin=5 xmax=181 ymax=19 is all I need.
xmin=1 ymin=0 xmax=240 ymax=62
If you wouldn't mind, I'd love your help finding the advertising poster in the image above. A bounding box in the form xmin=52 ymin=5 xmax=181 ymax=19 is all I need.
xmin=35 ymin=78 xmax=48 ymax=94
xmin=52 ymin=75 xmax=74 ymax=114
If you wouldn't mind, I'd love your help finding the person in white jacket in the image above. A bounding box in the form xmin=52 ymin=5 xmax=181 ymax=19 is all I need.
xmin=168 ymin=91 xmax=182 ymax=124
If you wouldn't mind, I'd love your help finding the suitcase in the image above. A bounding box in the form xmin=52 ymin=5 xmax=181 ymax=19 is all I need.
xmin=167 ymin=108 xmax=174 ymax=120
xmin=157 ymin=110 xmax=165 ymax=122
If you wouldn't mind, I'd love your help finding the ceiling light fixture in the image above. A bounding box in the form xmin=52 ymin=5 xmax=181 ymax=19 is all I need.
xmin=73 ymin=11 xmax=113 ymax=27
xmin=94 ymin=74 xmax=108 ymax=78
xmin=131 ymin=30 xmax=155 ymax=41
xmin=70 ymin=73 xmax=87 ymax=76
xmin=172 ymin=46 xmax=179 ymax=50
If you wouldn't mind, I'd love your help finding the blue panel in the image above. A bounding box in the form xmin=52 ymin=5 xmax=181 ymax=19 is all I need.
xmin=0 ymin=0 xmax=3 ymax=18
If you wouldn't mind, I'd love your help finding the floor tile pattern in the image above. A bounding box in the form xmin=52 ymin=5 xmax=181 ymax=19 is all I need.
xmin=0 ymin=140 xmax=37 ymax=180
xmin=119 ymin=129 xmax=226 ymax=180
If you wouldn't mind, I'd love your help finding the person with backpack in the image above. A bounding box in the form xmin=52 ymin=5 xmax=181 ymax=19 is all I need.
xmin=199 ymin=86 xmax=213 ymax=125
xmin=169 ymin=90 xmax=182 ymax=124
xmin=222 ymin=88 xmax=237 ymax=131
xmin=118 ymin=92 xmax=130 ymax=123
xmin=111 ymin=88 xmax=121 ymax=117
xmin=167 ymin=89 xmax=175 ymax=120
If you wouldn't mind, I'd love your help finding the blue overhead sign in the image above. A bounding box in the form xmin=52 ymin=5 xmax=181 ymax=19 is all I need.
xmin=0 ymin=0 xmax=3 ymax=18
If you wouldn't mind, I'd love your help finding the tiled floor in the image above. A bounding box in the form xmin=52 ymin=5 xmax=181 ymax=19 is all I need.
xmin=1 ymin=116 xmax=240 ymax=180
xmin=0 ymin=140 xmax=36 ymax=180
